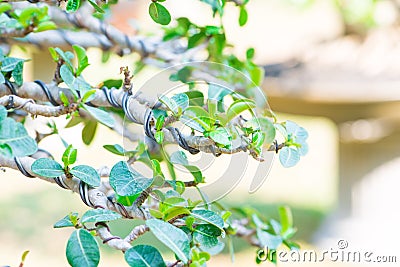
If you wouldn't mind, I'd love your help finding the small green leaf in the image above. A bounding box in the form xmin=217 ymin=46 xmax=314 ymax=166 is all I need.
xmin=66 ymin=0 xmax=81 ymax=13
xmin=34 ymin=21 xmax=57 ymax=32
xmin=188 ymin=32 xmax=206 ymax=49
xmin=244 ymin=117 xmax=276 ymax=145
xmin=103 ymin=144 xmax=125 ymax=156
xmin=87 ymin=0 xmax=104 ymax=13
xmin=82 ymin=104 xmax=115 ymax=128
xmin=81 ymin=209 xmax=122 ymax=223
xmin=59 ymin=91 xmax=70 ymax=107
xmin=102 ymin=79 xmax=123 ymax=89
xmin=73 ymin=45 xmax=89 ymax=76
xmin=82 ymin=89 xmax=96 ymax=103
xmin=155 ymin=131 xmax=164 ymax=144
xmin=62 ymin=144 xmax=77 ymax=167
xmin=279 ymin=147 xmax=300 ymax=168
xmin=0 ymin=3 xmax=12 ymax=14
xmin=116 ymin=193 xmax=140 ymax=206
xmin=146 ymin=219 xmax=190 ymax=263
xmin=246 ymin=48 xmax=255 ymax=60
xmin=155 ymin=115 xmax=165 ymax=131
xmin=256 ymin=229 xmax=282 ymax=250
xmin=184 ymin=91 xmax=204 ymax=106
xmin=82 ymin=120 xmax=98 ymax=146
xmin=125 ymin=245 xmax=166 ymax=267
xmin=239 ymin=6 xmax=248 ymax=26
xmin=31 ymin=158 xmax=64 ymax=178
xmin=149 ymin=2 xmax=171 ymax=25
xmin=109 ymin=161 xmax=153 ymax=196
xmin=250 ymin=65 xmax=265 ymax=86
xmin=70 ymin=165 xmax=101 ymax=187
xmin=11 ymin=61 xmax=24 ymax=86
xmin=278 ymin=205 xmax=293 ymax=235
xmin=54 ymin=212 xmax=78 ymax=228
xmin=66 ymin=229 xmax=100 ymax=267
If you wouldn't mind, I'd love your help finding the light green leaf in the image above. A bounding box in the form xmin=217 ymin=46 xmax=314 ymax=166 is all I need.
xmin=256 ymin=229 xmax=282 ymax=250
xmin=0 ymin=3 xmax=12 ymax=14
xmin=31 ymin=158 xmax=64 ymax=178
xmin=87 ymin=0 xmax=104 ymax=13
xmin=0 ymin=106 xmax=6 ymax=122
xmin=70 ymin=165 xmax=101 ymax=187
xmin=73 ymin=45 xmax=89 ymax=76
xmin=244 ymin=117 xmax=276 ymax=145
xmin=170 ymin=151 xmax=203 ymax=183
xmin=109 ymin=161 xmax=153 ymax=196
xmin=149 ymin=2 xmax=171 ymax=25
xmin=81 ymin=209 xmax=121 ymax=223
xmin=171 ymin=93 xmax=189 ymax=112
xmin=125 ymin=245 xmax=166 ymax=267
xmin=146 ymin=219 xmax=190 ymax=263
xmin=279 ymin=147 xmax=300 ymax=168
xmin=82 ymin=104 xmax=115 ymax=128
xmin=34 ymin=21 xmax=57 ymax=32
xmin=54 ymin=212 xmax=78 ymax=228
xmin=226 ymin=99 xmax=256 ymax=122
xmin=278 ymin=205 xmax=293 ymax=235
xmin=66 ymin=229 xmax=100 ymax=267
xmin=209 ymin=127 xmax=232 ymax=146
xmin=1 ymin=57 xmax=24 ymax=72
xmin=0 ymin=72 xmax=5 ymax=84
xmin=184 ymin=90 xmax=204 ymax=106
xmin=62 ymin=144 xmax=77 ymax=167
xmin=155 ymin=131 xmax=164 ymax=144
xmin=82 ymin=120 xmax=98 ymax=145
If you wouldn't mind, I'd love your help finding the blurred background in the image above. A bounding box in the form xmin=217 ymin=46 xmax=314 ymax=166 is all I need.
xmin=2 ymin=0 xmax=400 ymax=266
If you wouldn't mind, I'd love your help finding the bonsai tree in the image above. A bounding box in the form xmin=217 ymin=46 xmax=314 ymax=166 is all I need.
xmin=0 ymin=0 xmax=308 ymax=266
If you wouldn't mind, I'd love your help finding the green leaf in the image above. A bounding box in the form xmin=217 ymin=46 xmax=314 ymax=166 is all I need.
xmin=208 ymin=84 xmax=231 ymax=101
xmin=66 ymin=0 xmax=80 ymax=13
xmin=246 ymin=48 xmax=255 ymax=60
xmin=256 ymin=229 xmax=282 ymax=250
xmin=54 ymin=212 xmax=78 ymax=228
xmin=182 ymin=106 xmax=212 ymax=132
xmin=116 ymin=193 xmax=140 ymax=206
xmin=244 ymin=118 xmax=276 ymax=145
xmin=278 ymin=205 xmax=293 ymax=234
xmin=146 ymin=219 xmax=190 ymax=263
xmin=249 ymin=65 xmax=265 ymax=86
xmin=62 ymin=144 xmax=77 ymax=167
xmin=73 ymin=45 xmax=89 ymax=76
xmin=191 ymin=209 xmax=225 ymax=233
xmin=59 ymin=91 xmax=70 ymax=106
xmin=184 ymin=91 xmax=204 ymax=106
xmin=82 ymin=89 xmax=96 ymax=103
xmin=82 ymin=120 xmax=98 ymax=145
xmin=149 ymin=2 xmax=171 ymax=25
xmin=200 ymin=0 xmax=224 ymax=16
xmin=279 ymin=147 xmax=300 ymax=168
xmin=70 ymin=165 xmax=101 ymax=187
xmin=170 ymin=151 xmax=203 ymax=183
xmin=188 ymin=32 xmax=206 ymax=49
xmin=11 ymin=61 xmax=24 ymax=86
xmin=209 ymin=127 xmax=232 ymax=147
xmin=163 ymin=206 xmax=191 ymax=221
xmin=226 ymin=99 xmax=256 ymax=122
xmin=0 ymin=144 xmax=12 ymax=158
xmin=170 ymin=67 xmax=192 ymax=83
xmin=102 ymin=79 xmax=122 ymax=89
xmin=155 ymin=131 xmax=164 ymax=144
xmin=82 ymin=104 xmax=115 ymax=128
xmin=239 ymin=6 xmax=248 ymax=26
xmin=66 ymin=229 xmax=100 ymax=267
xmin=34 ymin=21 xmax=57 ymax=32
xmin=109 ymin=161 xmax=153 ymax=196
xmin=103 ymin=144 xmax=126 ymax=156
xmin=60 ymin=65 xmax=79 ymax=98
xmin=125 ymin=245 xmax=166 ymax=267
xmin=193 ymin=224 xmax=221 ymax=248
xmin=171 ymin=93 xmax=189 ymax=112
xmin=0 ymin=105 xmax=6 ymax=122
xmin=31 ymin=158 xmax=64 ymax=178
xmin=155 ymin=115 xmax=165 ymax=131
xmin=159 ymin=95 xmax=177 ymax=114
xmin=0 ymin=72 xmax=5 ymax=84
xmin=0 ymin=3 xmax=12 ymax=14
xmin=87 ymin=0 xmax=104 ymax=13
xmin=81 ymin=209 xmax=122 ymax=223
xmin=1 ymin=57 xmax=24 ymax=72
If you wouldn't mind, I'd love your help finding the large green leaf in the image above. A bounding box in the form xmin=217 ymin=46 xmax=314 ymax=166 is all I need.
xmin=125 ymin=245 xmax=166 ymax=267
xmin=146 ymin=219 xmax=190 ymax=263
xmin=169 ymin=151 xmax=203 ymax=183
xmin=0 ymin=116 xmax=37 ymax=157
xmin=82 ymin=120 xmax=98 ymax=145
xmin=109 ymin=161 xmax=153 ymax=196
xmin=184 ymin=90 xmax=204 ymax=106
xmin=191 ymin=209 xmax=224 ymax=233
xmin=193 ymin=224 xmax=221 ymax=248
xmin=209 ymin=127 xmax=232 ymax=147
xmin=66 ymin=229 xmax=100 ymax=267
xmin=82 ymin=104 xmax=115 ymax=128
xmin=31 ymin=158 xmax=64 ymax=178
xmin=81 ymin=209 xmax=121 ymax=223
xmin=70 ymin=165 xmax=101 ymax=187
xmin=226 ymin=99 xmax=256 ymax=122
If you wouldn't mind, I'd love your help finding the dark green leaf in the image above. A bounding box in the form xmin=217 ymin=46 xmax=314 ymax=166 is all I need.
xmin=146 ymin=219 xmax=190 ymax=263
xmin=70 ymin=165 xmax=101 ymax=187
xmin=125 ymin=245 xmax=166 ymax=267
xmin=184 ymin=91 xmax=204 ymax=106
xmin=109 ymin=161 xmax=153 ymax=196
xmin=31 ymin=158 xmax=64 ymax=178
xmin=66 ymin=229 xmax=100 ymax=267
xmin=81 ymin=209 xmax=122 ymax=223
xmin=62 ymin=144 xmax=77 ymax=167
xmin=149 ymin=3 xmax=171 ymax=25
xmin=102 ymin=79 xmax=123 ymax=89
xmin=246 ymin=48 xmax=255 ymax=60
xmin=188 ymin=32 xmax=206 ymax=49
xmin=82 ymin=104 xmax=115 ymax=128
xmin=66 ymin=0 xmax=80 ymax=13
